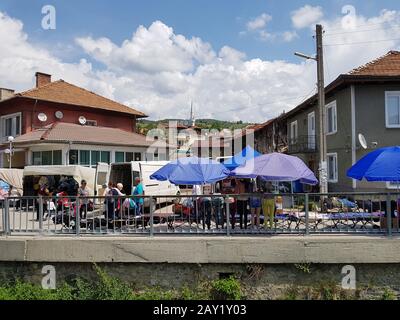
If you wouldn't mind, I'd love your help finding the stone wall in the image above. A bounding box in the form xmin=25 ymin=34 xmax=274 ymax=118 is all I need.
xmin=0 ymin=262 xmax=399 ymax=299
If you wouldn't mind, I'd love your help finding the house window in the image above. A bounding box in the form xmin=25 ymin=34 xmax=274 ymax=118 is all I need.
xmin=134 ymin=152 xmax=142 ymax=161
xmin=115 ymin=151 xmax=135 ymax=162
xmin=79 ymin=150 xmax=90 ymax=166
xmin=385 ymin=91 xmax=400 ymax=128
xmin=69 ymin=150 xmax=79 ymax=165
xmin=1 ymin=113 xmax=21 ymax=141
xmin=126 ymin=152 xmax=134 ymax=162
xmin=327 ymin=153 xmax=338 ymax=183
xmin=91 ymin=151 xmax=101 ymax=166
xmin=326 ymin=101 xmax=337 ymax=134
xmin=115 ymin=152 xmax=125 ymax=163
xmin=32 ymin=150 xmax=62 ymax=165
xmin=70 ymin=149 xmax=110 ymax=167
xmin=290 ymin=121 xmax=298 ymax=143
xmin=101 ymin=151 xmax=110 ymax=164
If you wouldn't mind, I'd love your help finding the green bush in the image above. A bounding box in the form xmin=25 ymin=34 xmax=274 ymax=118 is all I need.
xmin=381 ymin=288 xmax=397 ymax=300
xmin=210 ymin=276 xmax=242 ymax=300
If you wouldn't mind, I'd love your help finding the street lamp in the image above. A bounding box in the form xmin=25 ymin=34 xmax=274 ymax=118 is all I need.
xmin=5 ymin=136 xmax=14 ymax=169
xmin=294 ymin=52 xmax=316 ymax=61
xmin=294 ymin=24 xmax=328 ymax=195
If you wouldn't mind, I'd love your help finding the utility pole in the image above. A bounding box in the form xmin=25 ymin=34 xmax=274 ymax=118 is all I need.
xmin=294 ymin=24 xmax=328 ymax=194
xmin=316 ymin=24 xmax=328 ymax=194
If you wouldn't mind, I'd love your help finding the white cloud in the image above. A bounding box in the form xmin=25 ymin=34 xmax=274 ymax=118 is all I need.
xmin=282 ymin=31 xmax=298 ymax=42
xmin=246 ymin=13 xmax=272 ymax=31
xmin=0 ymin=10 xmax=400 ymax=123
xmin=291 ymin=5 xmax=324 ymax=29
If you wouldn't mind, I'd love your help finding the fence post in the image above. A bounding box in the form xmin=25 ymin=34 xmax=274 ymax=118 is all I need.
xmin=75 ymin=197 xmax=80 ymax=236
xmin=149 ymin=197 xmax=154 ymax=237
xmin=3 ymin=198 xmax=10 ymax=235
xmin=386 ymin=193 xmax=392 ymax=237
xmin=225 ymin=195 xmax=230 ymax=236
xmin=38 ymin=196 xmax=43 ymax=233
xmin=305 ymin=193 xmax=309 ymax=235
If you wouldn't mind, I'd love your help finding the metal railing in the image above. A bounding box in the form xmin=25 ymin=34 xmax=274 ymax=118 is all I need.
xmin=0 ymin=192 xmax=399 ymax=236
xmin=288 ymin=135 xmax=317 ymax=154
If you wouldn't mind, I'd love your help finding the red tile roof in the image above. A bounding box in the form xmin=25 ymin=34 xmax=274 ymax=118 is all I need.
xmin=16 ymin=80 xmax=147 ymax=117
xmin=12 ymin=122 xmax=166 ymax=148
xmin=348 ymin=51 xmax=400 ymax=76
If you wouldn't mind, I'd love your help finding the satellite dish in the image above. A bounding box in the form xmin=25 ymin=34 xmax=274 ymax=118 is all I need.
xmin=78 ymin=116 xmax=87 ymax=125
xmin=55 ymin=111 xmax=64 ymax=119
xmin=38 ymin=113 xmax=47 ymax=122
xmin=358 ymin=133 xmax=368 ymax=149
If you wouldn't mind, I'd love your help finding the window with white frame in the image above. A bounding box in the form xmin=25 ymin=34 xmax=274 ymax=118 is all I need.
xmin=1 ymin=112 xmax=21 ymax=140
xmin=327 ymin=153 xmax=338 ymax=183
xmin=325 ymin=101 xmax=337 ymax=134
xmin=32 ymin=150 xmax=62 ymax=165
xmin=385 ymin=91 xmax=400 ymax=128
xmin=68 ymin=149 xmax=110 ymax=167
xmin=290 ymin=121 xmax=298 ymax=143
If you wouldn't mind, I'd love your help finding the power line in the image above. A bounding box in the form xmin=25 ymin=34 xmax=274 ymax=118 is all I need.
xmin=324 ymin=24 xmax=400 ymax=37
xmin=324 ymin=37 xmax=400 ymax=47
xmin=324 ymin=20 xmax=399 ymax=33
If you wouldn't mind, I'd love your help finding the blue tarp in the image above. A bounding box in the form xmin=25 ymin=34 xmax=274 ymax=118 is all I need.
xmin=150 ymin=156 xmax=230 ymax=185
xmin=347 ymin=146 xmax=400 ymax=182
xmin=223 ymin=146 xmax=261 ymax=170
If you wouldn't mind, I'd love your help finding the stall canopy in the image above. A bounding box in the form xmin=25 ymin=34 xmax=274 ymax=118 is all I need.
xmin=231 ymin=153 xmax=318 ymax=185
xmin=223 ymin=146 xmax=261 ymax=170
xmin=23 ymin=165 xmax=96 ymax=194
xmin=347 ymin=146 xmax=400 ymax=182
xmin=150 ymin=156 xmax=230 ymax=185
xmin=0 ymin=169 xmax=23 ymax=195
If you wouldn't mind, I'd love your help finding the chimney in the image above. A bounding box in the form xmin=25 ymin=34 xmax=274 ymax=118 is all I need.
xmin=0 ymin=88 xmax=15 ymax=101
xmin=35 ymin=72 xmax=52 ymax=88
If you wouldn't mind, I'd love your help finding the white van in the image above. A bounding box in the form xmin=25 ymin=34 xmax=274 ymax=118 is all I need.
xmin=108 ymin=161 xmax=180 ymax=201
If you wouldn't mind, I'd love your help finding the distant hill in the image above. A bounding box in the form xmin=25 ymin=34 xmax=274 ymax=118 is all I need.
xmin=137 ymin=119 xmax=252 ymax=135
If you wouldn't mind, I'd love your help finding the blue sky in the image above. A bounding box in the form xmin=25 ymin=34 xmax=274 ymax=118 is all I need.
xmin=1 ymin=0 xmax=398 ymax=62
xmin=0 ymin=1 xmax=399 ymax=121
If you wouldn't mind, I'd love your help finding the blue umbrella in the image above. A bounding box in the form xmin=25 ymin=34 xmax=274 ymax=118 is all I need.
xmin=231 ymin=153 xmax=318 ymax=185
xmin=347 ymin=146 xmax=400 ymax=182
xmin=150 ymin=156 xmax=230 ymax=185
xmin=223 ymin=146 xmax=261 ymax=170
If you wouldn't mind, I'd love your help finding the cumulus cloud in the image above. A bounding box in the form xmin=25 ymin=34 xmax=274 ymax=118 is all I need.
xmin=246 ymin=13 xmax=272 ymax=31
xmin=291 ymin=5 xmax=324 ymax=29
xmin=0 ymin=9 xmax=400 ymax=123
xmin=282 ymin=31 xmax=298 ymax=42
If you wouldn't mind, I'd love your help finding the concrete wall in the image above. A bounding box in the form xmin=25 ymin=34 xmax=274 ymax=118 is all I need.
xmin=2 ymin=236 xmax=400 ymax=299
xmin=2 ymin=236 xmax=400 ymax=264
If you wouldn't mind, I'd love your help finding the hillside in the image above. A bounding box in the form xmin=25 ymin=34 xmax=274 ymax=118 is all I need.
xmin=137 ymin=119 xmax=252 ymax=135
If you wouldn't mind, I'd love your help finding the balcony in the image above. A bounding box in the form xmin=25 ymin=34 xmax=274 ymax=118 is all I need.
xmin=288 ymin=135 xmax=317 ymax=154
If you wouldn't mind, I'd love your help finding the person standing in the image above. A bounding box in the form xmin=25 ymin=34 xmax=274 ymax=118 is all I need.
xmin=77 ymin=180 xmax=90 ymax=219
xmin=262 ymin=182 xmax=276 ymax=229
xmin=250 ymin=181 xmax=261 ymax=229
xmin=132 ymin=177 xmax=144 ymax=216
xmin=235 ymin=179 xmax=250 ymax=229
